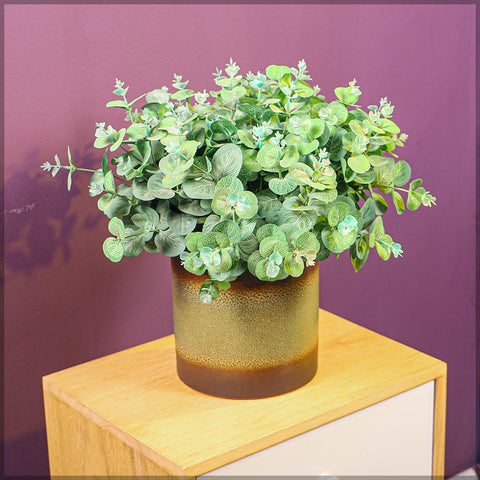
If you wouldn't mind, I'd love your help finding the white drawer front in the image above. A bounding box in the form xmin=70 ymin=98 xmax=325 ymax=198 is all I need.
xmin=203 ymin=381 xmax=434 ymax=476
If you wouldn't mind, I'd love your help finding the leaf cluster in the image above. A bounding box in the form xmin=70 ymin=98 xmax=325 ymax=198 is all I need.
xmin=46 ymin=60 xmax=435 ymax=302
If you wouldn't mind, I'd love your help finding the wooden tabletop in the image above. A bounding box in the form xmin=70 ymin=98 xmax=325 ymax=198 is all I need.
xmin=43 ymin=308 xmax=446 ymax=476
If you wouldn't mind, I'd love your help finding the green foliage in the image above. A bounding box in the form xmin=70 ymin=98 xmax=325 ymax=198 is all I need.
xmin=43 ymin=60 xmax=436 ymax=301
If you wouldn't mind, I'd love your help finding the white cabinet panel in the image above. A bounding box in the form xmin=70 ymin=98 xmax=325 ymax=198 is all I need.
xmin=204 ymin=381 xmax=434 ymax=477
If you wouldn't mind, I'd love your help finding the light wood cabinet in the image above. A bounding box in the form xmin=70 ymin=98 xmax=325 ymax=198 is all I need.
xmin=43 ymin=309 xmax=446 ymax=477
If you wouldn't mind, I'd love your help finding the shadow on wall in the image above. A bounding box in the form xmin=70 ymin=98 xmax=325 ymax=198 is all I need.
xmin=4 ymin=429 xmax=50 ymax=476
xmin=5 ymin=143 xmax=103 ymax=276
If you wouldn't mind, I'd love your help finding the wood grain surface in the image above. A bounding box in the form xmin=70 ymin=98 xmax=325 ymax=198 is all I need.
xmin=43 ymin=308 xmax=447 ymax=477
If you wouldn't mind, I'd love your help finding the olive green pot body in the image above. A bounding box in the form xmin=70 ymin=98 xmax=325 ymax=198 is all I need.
xmin=171 ymin=258 xmax=319 ymax=399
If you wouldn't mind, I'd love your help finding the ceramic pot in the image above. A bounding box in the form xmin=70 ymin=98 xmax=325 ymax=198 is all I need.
xmin=170 ymin=258 xmax=319 ymax=399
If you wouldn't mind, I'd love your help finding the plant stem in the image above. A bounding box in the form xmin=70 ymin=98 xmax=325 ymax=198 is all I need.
xmin=114 ymin=175 xmax=131 ymax=185
xmin=124 ymin=231 xmax=146 ymax=239
xmin=123 ymin=94 xmax=135 ymax=124
xmin=120 ymin=145 xmax=143 ymax=163
xmin=192 ymin=163 xmax=212 ymax=176
xmin=59 ymin=165 xmax=97 ymax=173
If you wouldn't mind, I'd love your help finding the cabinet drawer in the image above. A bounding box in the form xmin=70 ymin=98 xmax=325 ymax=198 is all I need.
xmin=204 ymin=381 xmax=434 ymax=476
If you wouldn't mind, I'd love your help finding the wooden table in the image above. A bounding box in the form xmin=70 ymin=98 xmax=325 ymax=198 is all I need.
xmin=43 ymin=308 xmax=447 ymax=477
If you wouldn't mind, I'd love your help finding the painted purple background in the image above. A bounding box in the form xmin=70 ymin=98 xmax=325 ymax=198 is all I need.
xmin=4 ymin=4 xmax=476 ymax=476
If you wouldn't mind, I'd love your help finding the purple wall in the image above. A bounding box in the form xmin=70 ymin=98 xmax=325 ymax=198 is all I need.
xmin=4 ymin=4 xmax=476 ymax=476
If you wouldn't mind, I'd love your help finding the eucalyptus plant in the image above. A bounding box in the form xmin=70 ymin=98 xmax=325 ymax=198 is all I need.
xmin=42 ymin=59 xmax=435 ymax=303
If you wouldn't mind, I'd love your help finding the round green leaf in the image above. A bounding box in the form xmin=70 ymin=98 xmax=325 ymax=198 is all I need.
xmin=393 ymin=160 xmax=412 ymax=187
xmin=97 ymin=193 xmax=113 ymax=213
xmin=183 ymin=256 xmax=207 ymax=275
xmin=167 ymin=211 xmax=197 ymax=236
xmin=293 ymin=231 xmax=320 ymax=252
xmin=121 ymin=231 xmax=145 ymax=257
xmin=133 ymin=180 xmax=155 ymax=201
xmin=162 ymin=171 xmax=189 ymax=189
xmin=239 ymin=234 xmax=259 ymax=256
xmin=211 ymin=143 xmax=243 ymax=179
xmin=105 ymin=195 xmax=132 ymax=219
xmin=154 ymin=229 xmax=186 ymax=257
xmin=347 ymin=154 xmax=370 ymax=174
xmin=238 ymin=103 xmax=262 ymax=119
xmin=354 ymin=170 xmax=376 ymax=184
xmin=297 ymin=139 xmax=319 ymax=156
xmin=279 ymin=145 xmax=299 ymax=168
xmin=147 ymin=173 xmax=175 ymax=199
xmin=334 ymin=87 xmax=359 ymax=106
xmin=94 ymin=136 xmax=113 ymax=149
xmin=127 ymin=124 xmax=147 ymax=139
xmin=185 ymin=232 xmax=204 ymax=252
xmin=110 ymin=128 xmax=126 ymax=152
xmin=256 ymin=191 xmax=282 ymax=223
xmin=237 ymin=130 xmax=256 ymax=149
xmin=374 ymin=157 xmax=395 ymax=188
xmin=183 ymin=177 xmax=216 ymax=199
xmin=268 ymin=175 xmax=297 ymax=195
xmin=242 ymin=149 xmax=262 ymax=173
xmin=136 ymin=139 xmax=152 ymax=163
xmin=211 ymin=119 xmax=237 ymax=138
xmin=294 ymin=80 xmax=315 ymax=98
xmin=328 ymin=101 xmax=349 ymax=124
xmin=280 ymin=209 xmax=317 ymax=232
xmin=201 ymin=231 xmax=230 ymax=249
xmin=287 ymin=116 xmax=309 ymax=136
xmin=103 ymin=170 xmax=116 ymax=194
xmin=259 ymin=237 xmax=288 ymax=258
xmin=254 ymin=258 xmax=270 ymax=281
xmin=133 ymin=205 xmax=160 ymax=227
xmin=247 ymin=250 xmax=264 ymax=276
xmin=177 ymin=199 xmax=212 ymax=216
xmin=202 ymin=214 xmax=221 ymax=233
xmin=216 ymin=175 xmax=243 ymax=193
xmin=321 ymin=227 xmax=356 ymax=253
xmin=207 ymin=250 xmax=232 ymax=274
xmin=89 ymin=171 xmax=104 ymax=197
xmin=360 ymin=198 xmax=376 ymax=229
xmin=378 ymin=119 xmax=400 ymax=134
xmin=256 ymin=224 xmax=286 ymax=243
xmin=407 ymin=188 xmax=424 ymax=211
xmin=180 ymin=140 xmax=200 ymax=160
xmin=238 ymin=217 xmax=257 ymax=240
xmin=372 ymin=192 xmax=389 ymax=214
xmin=265 ymin=65 xmax=291 ymax=80
xmin=375 ymin=233 xmax=393 ymax=260
xmin=391 ymin=190 xmax=405 ymax=214
xmin=284 ymin=252 xmax=305 ymax=277
xmin=235 ymin=191 xmax=258 ymax=219
xmin=212 ymin=220 xmax=242 ymax=244
xmin=108 ymin=217 xmax=125 ymax=237
xmin=306 ymin=119 xmax=325 ymax=139
xmin=327 ymin=201 xmax=354 ymax=227
xmin=257 ymin=143 xmax=280 ymax=170
xmin=368 ymin=155 xmax=389 ymax=167
xmin=102 ymin=237 xmax=124 ymax=262
xmin=212 ymin=187 xmax=233 ymax=216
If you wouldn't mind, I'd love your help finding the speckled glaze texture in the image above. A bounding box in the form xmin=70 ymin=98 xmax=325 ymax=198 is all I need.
xmin=171 ymin=258 xmax=319 ymax=399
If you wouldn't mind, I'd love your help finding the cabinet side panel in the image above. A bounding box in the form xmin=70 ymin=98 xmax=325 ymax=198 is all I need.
xmin=43 ymin=389 xmax=181 ymax=476
xmin=432 ymin=373 xmax=447 ymax=478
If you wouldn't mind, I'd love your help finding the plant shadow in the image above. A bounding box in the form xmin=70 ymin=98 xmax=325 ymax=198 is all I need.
xmin=4 ymin=143 xmax=103 ymax=276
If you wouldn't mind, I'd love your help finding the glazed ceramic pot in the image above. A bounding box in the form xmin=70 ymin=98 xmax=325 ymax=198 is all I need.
xmin=170 ymin=258 xmax=319 ymax=399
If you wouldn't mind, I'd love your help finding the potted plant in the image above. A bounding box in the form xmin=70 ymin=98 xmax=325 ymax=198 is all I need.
xmin=42 ymin=59 xmax=435 ymax=398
